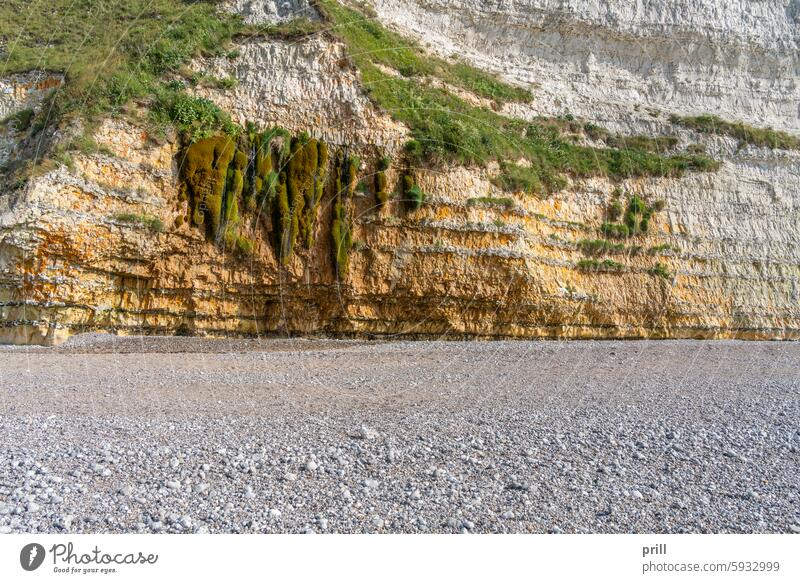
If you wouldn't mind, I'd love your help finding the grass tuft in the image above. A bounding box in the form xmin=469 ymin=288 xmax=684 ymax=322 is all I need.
xmin=670 ymin=114 xmax=800 ymax=150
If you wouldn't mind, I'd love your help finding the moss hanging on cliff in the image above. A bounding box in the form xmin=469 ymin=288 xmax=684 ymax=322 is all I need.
xmin=331 ymin=152 xmax=356 ymax=279
xmin=374 ymin=156 xmax=390 ymax=208
xmin=179 ymin=126 xmax=333 ymax=265
xmin=180 ymin=135 xmax=236 ymax=240
xmin=401 ymin=173 xmax=425 ymax=212
xmin=272 ymin=172 xmax=293 ymax=262
xmin=270 ymin=134 xmax=331 ymax=257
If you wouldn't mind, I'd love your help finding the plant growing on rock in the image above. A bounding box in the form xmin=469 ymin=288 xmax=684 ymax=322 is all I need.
xmin=331 ymin=152 xmax=356 ymax=279
xmin=374 ymin=156 xmax=391 ymax=208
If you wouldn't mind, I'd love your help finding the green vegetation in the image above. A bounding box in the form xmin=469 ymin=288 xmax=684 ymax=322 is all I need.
xmin=235 ymin=235 xmax=255 ymax=256
xmin=111 ymin=212 xmax=164 ymax=233
xmin=577 ymin=239 xmax=625 ymax=255
xmin=576 ymin=258 xmax=625 ymax=272
xmin=1 ymin=108 xmax=35 ymax=132
xmin=600 ymin=222 xmax=630 ymax=239
xmin=401 ymin=174 xmax=425 ymax=211
xmin=374 ymin=155 xmax=391 ymax=208
xmin=285 ymin=135 xmax=327 ymax=251
xmin=317 ymin=1 xmax=531 ymax=105
xmin=649 ymin=262 xmax=672 ymax=280
xmin=151 ymin=89 xmax=238 ymax=143
xmin=607 ymin=199 xmax=623 ymax=221
xmin=670 ymin=114 xmax=800 ymax=150
xmin=181 ymin=135 xmax=237 ymax=241
xmin=317 ymin=1 xmax=719 ymax=195
xmin=601 ymin=194 xmax=663 ymax=239
xmin=584 ymin=124 xmax=680 ymax=154
xmin=648 ymin=243 xmax=680 ymax=255
xmin=623 ymin=195 xmax=652 ymax=234
xmin=686 ymin=143 xmax=706 ymax=155
xmin=466 ymin=196 xmax=516 ymax=210
xmin=331 ymin=151 xmax=355 ymax=279
xmin=0 ymin=1 xmax=241 ymax=129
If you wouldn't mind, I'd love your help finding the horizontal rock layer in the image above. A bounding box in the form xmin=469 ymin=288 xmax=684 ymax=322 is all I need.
xmin=0 ymin=2 xmax=798 ymax=344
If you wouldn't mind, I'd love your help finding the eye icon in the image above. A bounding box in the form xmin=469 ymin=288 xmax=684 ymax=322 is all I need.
xmin=20 ymin=543 xmax=46 ymax=571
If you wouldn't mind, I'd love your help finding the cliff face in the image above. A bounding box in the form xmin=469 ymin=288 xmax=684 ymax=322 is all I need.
xmin=0 ymin=0 xmax=798 ymax=344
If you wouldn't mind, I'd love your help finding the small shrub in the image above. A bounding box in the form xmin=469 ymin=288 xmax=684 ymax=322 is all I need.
xmin=402 ymin=174 xmax=425 ymax=211
xmin=52 ymin=150 xmax=75 ymax=171
xmin=607 ymin=200 xmax=623 ymax=220
xmin=216 ymin=77 xmax=238 ymax=90
xmin=1 ymin=108 xmax=35 ymax=132
xmin=600 ymin=222 xmax=630 ymax=238
xmin=577 ymin=238 xmax=625 ymax=255
xmin=649 ymin=262 xmax=672 ymax=280
xmin=648 ymin=244 xmax=679 ymax=256
xmin=152 ymin=89 xmax=238 ymax=142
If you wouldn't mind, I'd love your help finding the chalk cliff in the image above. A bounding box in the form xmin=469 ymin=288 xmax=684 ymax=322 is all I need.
xmin=0 ymin=0 xmax=798 ymax=344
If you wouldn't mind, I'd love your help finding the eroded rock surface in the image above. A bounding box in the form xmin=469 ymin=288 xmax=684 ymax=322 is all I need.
xmin=0 ymin=2 xmax=798 ymax=344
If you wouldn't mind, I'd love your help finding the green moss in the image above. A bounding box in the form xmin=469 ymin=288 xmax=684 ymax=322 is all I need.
xmin=318 ymin=141 xmax=329 ymax=171
xmin=284 ymin=136 xmax=327 ymax=250
xmin=375 ymin=170 xmax=389 ymax=208
xmin=649 ymin=262 xmax=672 ymax=280
xmin=180 ymin=135 xmax=236 ymax=240
xmin=346 ymin=156 xmax=360 ymax=196
xmin=112 ymin=212 xmax=164 ymax=233
xmin=235 ymin=235 xmax=255 ymax=256
xmin=577 ymin=239 xmax=626 ymax=255
xmin=273 ymin=173 xmax=292 ymax=263
xmin=670 ymin=114 xmax=800 ymax=150
xmin=331 ymin=152 xmax=354 ymax=279
xmin=600 ymin=222 xmax=630 ymax=239
xmin=399 ymin=174 xmax=425 ymax=211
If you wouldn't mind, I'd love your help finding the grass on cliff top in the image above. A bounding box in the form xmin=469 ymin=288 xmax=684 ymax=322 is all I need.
xmin=316 ymin=0 xmax=532 ymax=106
xmin=670 ymin=114 xmax=800 ymax=150
xmin=0 ymin=0 xmax=240 ymax=126
xmin=317 ymin=1 xmax=719 ymax=194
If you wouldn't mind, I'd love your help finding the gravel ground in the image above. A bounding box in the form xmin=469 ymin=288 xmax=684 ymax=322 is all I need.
xmin=0 ymin=336 xmax=798 ymax=534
